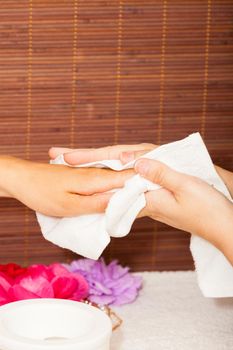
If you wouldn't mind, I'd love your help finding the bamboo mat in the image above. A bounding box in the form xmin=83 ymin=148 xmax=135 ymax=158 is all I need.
xmin=0 ymin=1 xmax=232 ymax=269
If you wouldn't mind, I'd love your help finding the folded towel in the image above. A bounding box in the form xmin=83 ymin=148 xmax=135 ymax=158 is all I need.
xmin=36 ymin=133 xmax=233 ymax=297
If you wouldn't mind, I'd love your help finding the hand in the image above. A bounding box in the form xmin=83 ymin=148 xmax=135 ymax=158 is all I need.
xmin=0 ymin=156 xmax=134 ymax=217
xmin=49 ymin=143 xmax=156 ymax=165
xmin=135 ymin=159 xmax=233 ymax=264
xmin=49 ymin=144 xmax=233 ymax=199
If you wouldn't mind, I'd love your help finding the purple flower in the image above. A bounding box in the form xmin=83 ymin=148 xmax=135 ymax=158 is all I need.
xmin=64 ymin=258 xmax=142 ymax=306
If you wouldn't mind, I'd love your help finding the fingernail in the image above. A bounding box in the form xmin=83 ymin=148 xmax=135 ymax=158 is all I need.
xmin=121 ymin=152 xmax=135 ymax=163
xmin=135 ymin=160 xmax=150 ymax=175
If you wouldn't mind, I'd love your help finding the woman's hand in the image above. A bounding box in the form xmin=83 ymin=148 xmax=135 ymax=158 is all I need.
xmin=49 ymin=143 xmax=156 ymax=165
xmin=49 ymin=144 xmax=233 ymax=198
xmin=135 ymin=159 xmax=233 ymax=265
xmin=0 ymin=156 xmax=133 ymax=217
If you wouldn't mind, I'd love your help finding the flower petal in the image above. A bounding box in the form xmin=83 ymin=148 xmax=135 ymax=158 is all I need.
xmin=66 ymin=258 xmax=142 ymax=306
xmin=9 ymin=284 xmax=39 ymax=301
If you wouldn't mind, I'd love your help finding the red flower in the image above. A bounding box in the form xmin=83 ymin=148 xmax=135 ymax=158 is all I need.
xmin=0 ymin=263 xmax=89 ymax=306
xmin=0 ymin=263 xmax=27 ymax=279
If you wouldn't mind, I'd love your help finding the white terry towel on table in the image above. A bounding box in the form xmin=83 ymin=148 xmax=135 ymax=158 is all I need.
xmin=36 ymin=133 xmax=233 ymax=297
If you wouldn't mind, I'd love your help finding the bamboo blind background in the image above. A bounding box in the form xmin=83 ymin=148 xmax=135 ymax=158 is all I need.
xmin=0 ymin=0 xmax=232 ymax=270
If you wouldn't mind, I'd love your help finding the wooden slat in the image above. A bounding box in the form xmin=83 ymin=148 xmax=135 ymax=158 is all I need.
xmin=0 ymin=0 xmax=232 ymax=270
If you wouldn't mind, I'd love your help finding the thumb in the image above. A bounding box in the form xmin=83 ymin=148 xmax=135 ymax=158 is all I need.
xmin=134 ymin=159 xmax=183 ymax=192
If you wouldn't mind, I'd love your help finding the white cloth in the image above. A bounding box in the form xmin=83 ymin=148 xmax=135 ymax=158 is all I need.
xmin=36 ymin=133 xmax=233 ymax=297
xmin=111 ymin=272 xmax=233 ymax=350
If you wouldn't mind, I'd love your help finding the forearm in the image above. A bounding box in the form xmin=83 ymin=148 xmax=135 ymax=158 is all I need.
xmin=214 ymin=165 xmax=233 ymax=263
xmin=217 ymin=203 xmax=233 ymax=265
xmin=0 ymin=156 xmax=22 ymax=198
xmin=215 ymin=165 xmax=233 ymax=198
xmin=204 ymin=198 xmax=233 ymax=265
xmin=0 ymin=156 xmax=12 ymax=197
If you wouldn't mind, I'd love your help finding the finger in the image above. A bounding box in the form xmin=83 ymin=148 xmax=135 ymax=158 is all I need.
xmin=64 ymin=143 xmax=155 ymax=165
xmin=66 ymin=192 xmax=112 ymax=216
xmin=64 ymin=149 xmax=101 ymax=165
xmin=71 ymin=168 xmax=135 ymax=195
xmin=49 ymin=147 xmax=73 ymax=159
xmin=106 ymin=143 xmax=155 ymax=155
xmin=49 ymin=147 xmax=91 ymax=160
xmin=120 ymin=146 xmax=157 ymax=164
xmin=135 ymin=159 xmax=184 ymax=192
xmin=64 ymin=147 xmax=125 ymax=165
xmin=137 ymin=188 xmax=176 ymax=220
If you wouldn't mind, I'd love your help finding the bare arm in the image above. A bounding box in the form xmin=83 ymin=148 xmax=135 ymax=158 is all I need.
xmin=0 ymin=155 xmax=133 ymax=217
xmin=215 ymin=165 xmax=233 ymax=198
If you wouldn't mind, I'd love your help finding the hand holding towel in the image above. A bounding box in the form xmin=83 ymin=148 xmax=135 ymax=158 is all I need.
xmin=37 ymin=133 xmax=233 ymax=297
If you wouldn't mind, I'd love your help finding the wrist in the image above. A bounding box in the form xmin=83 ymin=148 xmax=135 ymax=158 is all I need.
xmin=215 ymin=165 xmax=233 ymax=198
xmin=0 ymin=156 xmax=21 ymax=198
xmin=215 ymin=201 xmax=233 ymax=264
xmin=201 ymin=199 xmax=233 ymax=264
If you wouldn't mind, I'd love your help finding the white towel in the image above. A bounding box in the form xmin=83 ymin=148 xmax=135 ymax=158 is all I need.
xmin=36 ymin=133 xmax=233 ymax=297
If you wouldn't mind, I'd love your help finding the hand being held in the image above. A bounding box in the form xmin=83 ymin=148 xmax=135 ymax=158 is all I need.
xmin=49 ymin=144 xmax=233 ymax=198
xmin=49 ymin=144 xmax=233 ymax=264
xmin=49 ymin=143 xmax=156 ymax=165
xmin=135 ymin=159 xmax=233 ymax=265
xmin=0 ymin=156 xmax=133 ymax=217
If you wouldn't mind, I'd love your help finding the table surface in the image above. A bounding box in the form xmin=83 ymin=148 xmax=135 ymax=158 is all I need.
xmin=110 ymin=271 xmax=233 ymax=350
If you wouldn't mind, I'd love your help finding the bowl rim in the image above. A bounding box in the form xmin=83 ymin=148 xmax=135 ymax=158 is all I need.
xmin=0 ymin=298 xmax=112 ymax=349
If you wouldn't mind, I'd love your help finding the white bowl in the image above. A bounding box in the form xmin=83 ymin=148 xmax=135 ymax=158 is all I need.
xmin=0 ymin=299 xmax=112 ymax=350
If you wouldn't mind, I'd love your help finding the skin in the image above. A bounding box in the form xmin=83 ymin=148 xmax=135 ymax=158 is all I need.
xmin=49 ymin=144 xmax=233 ymax=198
xmin=49 ymin=144 xmax=155 ymax=166
xmin=0 ymin=156 xmax=133 ymax=217
xmin=135 ymin=159 xmax=233 ymax=265
xmin=49 ymin=144 xmax=233 ymax=264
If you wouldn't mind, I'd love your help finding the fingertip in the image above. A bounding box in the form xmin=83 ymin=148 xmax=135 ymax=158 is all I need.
xmin=48 ymin=147 xmax=57 ymax=159
xmin=48 ymin=147 xmax=54 ymax=158
xmin=48 ymin=147 xmax=73 ymax=160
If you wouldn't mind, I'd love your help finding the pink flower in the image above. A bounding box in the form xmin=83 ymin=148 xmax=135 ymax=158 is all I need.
xmin=0 ymin=263 xmax=89 ymax=306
